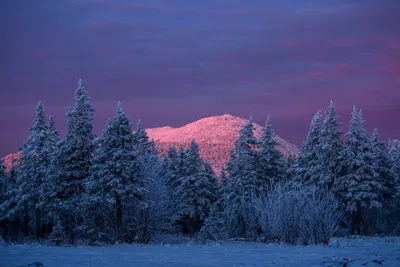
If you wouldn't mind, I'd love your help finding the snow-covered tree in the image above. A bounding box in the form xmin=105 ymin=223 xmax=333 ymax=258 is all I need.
xmin=202 ymin=161 xmax=218 ymax=204
xmin=362 ymin=129 xmax=399 ymax=234
xmin=85 ymin=102 xmax=145 ymax=242
xmin=132 ymin=120 xmax=174 ymax=241
xmin=336 ymin=107 xmax=384 ymax=234
xmin=38 ymin=115 xmax=60 ymax=213
xmin=218 ymin=166 xmax=229 ymax=197
xmin=175 ymin=139 xmax=216 ymax=235
xmin=5 ymin=102 xmax=57 ymax=239
xmin=371 ymin=129 xmax=397 ymax=201
xmin=388 ymin=139 xmax=400 ymax=234
xmin=226 ymin=118 xmax=260 ymax=199
xmin=201 ymin=165 xmax=228 ymax=240
xmin=315 ymin=101 xmax=343 ymax=191
xmin=225 ymin=118 xmax=260 ymax=237
xmin=133 ymin=120 xmax=157 ymax=156
xmin=141 ymin=156 xmax=175 ymax=241
xmin=164 ymin=147 xmax=180 ymax=196
xmin=48 ymin=218 xmax=66 ymax=246
xmin=257 ymin=115 xmax=286 ymax=189
xmin=53 ymin=79 xmax=95 ymax=243
xmin=389 ymin=139 xmax=400 ymax=184
xmin=295 ymin=110 xmax=322 ymax=184
xmin=200 ymin=195 xmax=227 ymax=240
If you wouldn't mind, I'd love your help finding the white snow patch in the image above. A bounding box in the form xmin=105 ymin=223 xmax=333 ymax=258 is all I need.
xmin=1 ymin=237 xmax=399 ymax=267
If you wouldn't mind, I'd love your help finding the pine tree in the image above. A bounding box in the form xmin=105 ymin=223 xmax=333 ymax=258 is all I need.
xmin=200 ymin=195 xmax=227 ymax=241
xmin=39 ymin=115 xmax=60 ymax=211
xmin=389 ymin=139 xmax=400 ymax=184
xmin=133 ymin=120 xmax=157 ymax=156
xmin=48 ymin=218 xmax=66 ymax=246
xmin=226 ymin=118 xmax=260 ymax=237
xmin=142 ymin=154 xmax=174 ymax=240
xmin=86 ymin=102 xmax=145 ymax=242
xmin=7 ymin=102 xmax=56 ymax=239
xmin=226 ymin=118 xmax=259 ymax=199
xmin=164 ymin=147 xmax=180 ymax=197
xmin=202 ymin=161 xmax=218 ymax=204
xmin=336 ymin=107 xmax=384 ymax=234
xmin=315 ymin=101 xmax=343 ymax=191
xmin=201 ymin=165 xmax=229 ymax=240
xmin=295 ymin=110 xmax=322 ymax=184
xmin=257 ymin=115 xmax=286 ymax=189
xmin=371 ymin=129 xmax=397 ymax=201
xmin=368 ymin=129 xmax=398 ymax=234
xmin=132 ymin=119 xmax=169 ymax=241
xmin=175 ymin=139 xmax=216 ymax=235
xmin=53 ymin=79 xmax=95 ymax=243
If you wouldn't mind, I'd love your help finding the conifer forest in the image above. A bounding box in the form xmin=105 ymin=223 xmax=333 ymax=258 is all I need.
xmin=1 ymin=80 xmax=400 ymax=246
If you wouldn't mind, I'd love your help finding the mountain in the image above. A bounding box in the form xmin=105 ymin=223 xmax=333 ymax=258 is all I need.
xmin=2 ymin=114 xmax=298 ymax=174
xmin=147 ymin=114 xmax=298 ymax=172
xmin=3 ymin=151 xmax=20 ymax=172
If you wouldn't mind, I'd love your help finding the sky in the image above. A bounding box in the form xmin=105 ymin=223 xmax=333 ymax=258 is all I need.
xmin=0 ymin=0 xmax=399 ymax=156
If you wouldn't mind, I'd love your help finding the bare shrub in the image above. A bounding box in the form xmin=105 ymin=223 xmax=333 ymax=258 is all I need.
xmin=254 ymin=183 xmax=342 ymax=245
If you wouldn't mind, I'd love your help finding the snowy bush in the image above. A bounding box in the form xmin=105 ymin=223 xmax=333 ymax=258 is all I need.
xmin=254 ymin=183 xmax=342 ymax=245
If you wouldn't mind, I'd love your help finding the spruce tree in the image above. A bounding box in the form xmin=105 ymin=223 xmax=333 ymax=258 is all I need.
xmin=86 ymin=102 xmax=145 ymax=242
xmin=316 ymin=101 xmax=343 ymax=191
xmin=48 ymin=218 xmax=66 ymax=246
xmin=202 ymin=161 xmax=218 ymax=204
xmin=133 ymin=120 xmax=157 ymax=156
xmin=39 ymin=115 xmax=60 ymax=212
xmin=132 ymin=119 xmax=169 ymax=241
xmin=336 ymin=107 xmax=383 ymax=234
xmin=201 ymin=165 xmax=229 ymax=240
xmin=164 ymin=147 xmax=180 ymax=196
xmin=257 ymin=115 xmax=286 ymax=189
xmin=226 ymin=118 xmax=260 ymax=237
xmin=53 ymin=79 xmax=95 ymax=243
xmin=295 ymin=110 xmax=322 ymax=184
xmin=371 ymin=129 xmax=397 ymax=201
xmin=219 ymin=166 xmax=228 ymax=194
xmin=162 ymin=146 xmax=182 ymax=223
xmin=226 ymin=118 xmax=259 ymax=199
xmin=9 ymin=102 xmax=55 ymax=239
xmin=389 ymin=139 xmax=400 ymax=184
xmin=369 ymin=129 xmax=398 ymax=233
xmin=175 ymin=139 xmax=216 ymax=235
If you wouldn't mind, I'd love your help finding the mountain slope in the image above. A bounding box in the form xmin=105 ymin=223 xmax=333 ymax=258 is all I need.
xmin=147 ymin=114 xmax=298 ymax=172
xmin=2 ymin=114 xmax=298 ymax=174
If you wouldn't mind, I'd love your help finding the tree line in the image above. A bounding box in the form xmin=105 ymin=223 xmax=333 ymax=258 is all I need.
xmin=0 ymin=80 xmax=399 ymax=245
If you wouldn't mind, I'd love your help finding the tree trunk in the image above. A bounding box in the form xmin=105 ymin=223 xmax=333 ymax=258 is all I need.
xmin=35 ymin=208 xmax=41 ymax=240
xmin=141 ymin=210 xmax=149 ymax=243
xmin=116 ymin=195 xmax=122 ymax=242
xmin=351 ymin=209 xmax=362 ymax=235
xmin=68 ymin=215 xmax=75 ymax=244
xmin=24 ymin=209 xmax=29 ymax=236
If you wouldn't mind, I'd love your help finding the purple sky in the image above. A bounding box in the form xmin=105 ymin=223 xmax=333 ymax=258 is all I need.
xmin=1 ymin=0 xmax=399 ymax=157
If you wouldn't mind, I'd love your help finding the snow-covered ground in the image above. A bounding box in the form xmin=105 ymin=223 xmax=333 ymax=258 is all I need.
xmin=1 ymin=236 xmax=400 ymax=267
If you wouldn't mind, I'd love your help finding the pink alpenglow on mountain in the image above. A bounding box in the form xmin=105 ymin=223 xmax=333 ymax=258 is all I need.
xmin=147 ymin=114 xmax=299 ymax=172
xmin=2 ymin=114 xmax=298 ymax=174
